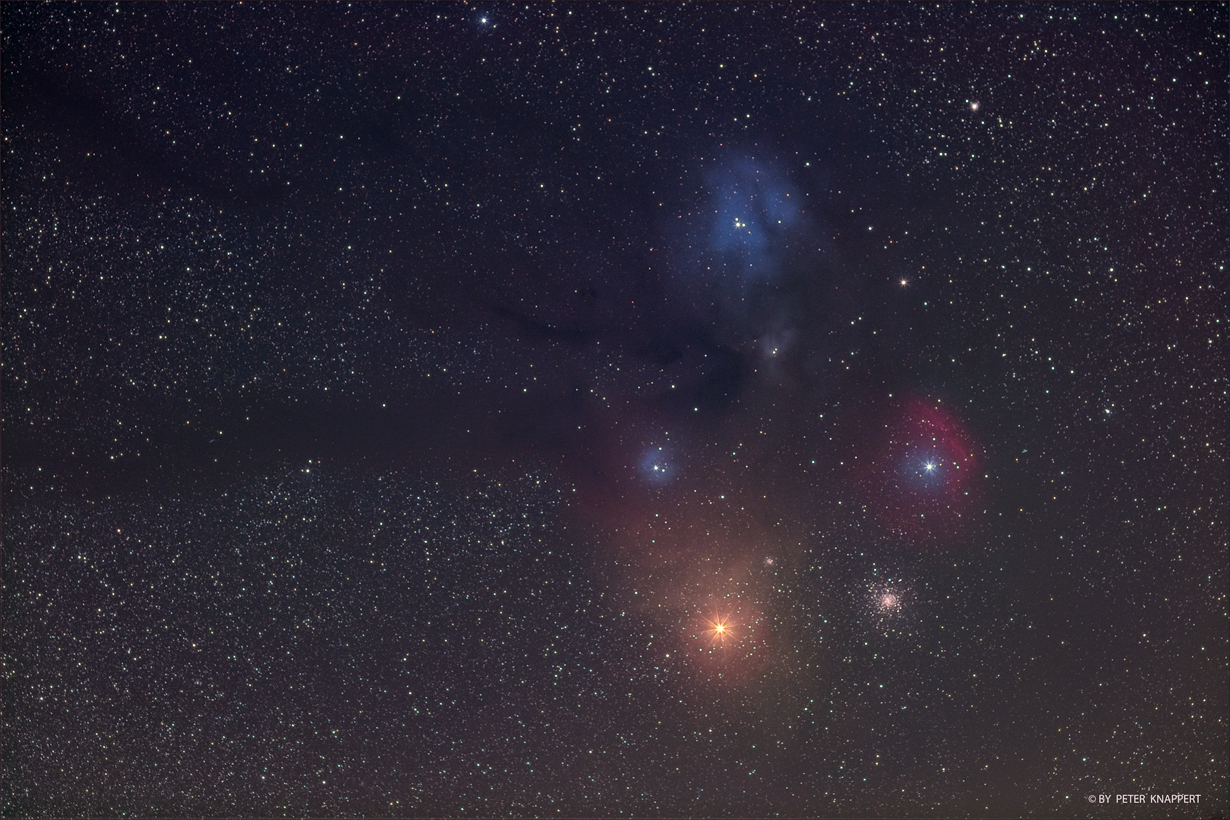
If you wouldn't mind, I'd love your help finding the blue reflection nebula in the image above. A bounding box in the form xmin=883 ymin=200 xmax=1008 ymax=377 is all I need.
xmin=639 ymin=445 xmax=675 ymax=484
xmin=704 ymin=157 xmax=803 ymax=286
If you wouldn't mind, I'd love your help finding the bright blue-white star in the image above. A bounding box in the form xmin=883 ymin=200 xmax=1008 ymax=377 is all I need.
xmin=640 ymin=444 xmax=678 ymax=484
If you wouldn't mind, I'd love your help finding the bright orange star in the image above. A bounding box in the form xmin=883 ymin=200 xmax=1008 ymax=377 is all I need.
xmin=705 ymin=615 xmax=734 ymax=647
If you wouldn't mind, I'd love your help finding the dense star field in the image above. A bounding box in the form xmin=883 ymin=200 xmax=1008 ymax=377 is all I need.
xmin=2 ymin=3 xmax=1227 ymax=817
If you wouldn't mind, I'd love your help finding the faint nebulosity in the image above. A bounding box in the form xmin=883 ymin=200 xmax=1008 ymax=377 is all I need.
xmin=2 ymin=3 xmax=1226 ymax=818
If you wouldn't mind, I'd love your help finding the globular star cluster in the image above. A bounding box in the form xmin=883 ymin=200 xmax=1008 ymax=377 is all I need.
xmin=864 ymin=577 xmax=915 ymax=636
xmin=2 ymin=3 xmax=1227 ymax=818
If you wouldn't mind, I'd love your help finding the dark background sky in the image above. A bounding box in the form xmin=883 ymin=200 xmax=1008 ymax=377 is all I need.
xmin=2 ymin=2 xmax=1226 ymax=817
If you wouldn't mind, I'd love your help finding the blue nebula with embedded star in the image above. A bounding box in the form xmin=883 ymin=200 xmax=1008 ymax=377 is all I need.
xmin=639 ymin=444 xmax=676 ymax=485
xmin=702 ymin=157 xmax=803 ymax=288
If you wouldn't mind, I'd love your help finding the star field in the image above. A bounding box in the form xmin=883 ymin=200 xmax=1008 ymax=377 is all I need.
xmin=2 ymin=3 xmax=1226 ymax=817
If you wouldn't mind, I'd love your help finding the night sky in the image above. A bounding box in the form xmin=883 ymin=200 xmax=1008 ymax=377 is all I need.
xmin=2 ymin=3 xmax=1227 ymax=818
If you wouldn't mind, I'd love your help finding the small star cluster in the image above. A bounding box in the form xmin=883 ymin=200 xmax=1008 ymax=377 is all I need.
xmin=3 ymin=3 xmax=1226 ymax=817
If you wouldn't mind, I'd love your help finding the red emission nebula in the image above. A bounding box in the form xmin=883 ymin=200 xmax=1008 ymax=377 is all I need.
xmin=859 ymin=395 xmax=983 ymax=545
